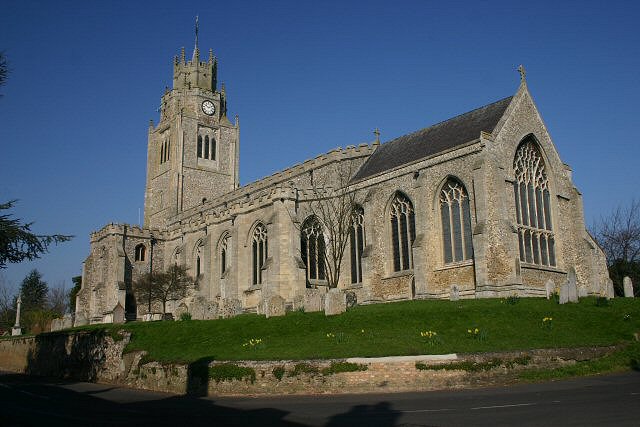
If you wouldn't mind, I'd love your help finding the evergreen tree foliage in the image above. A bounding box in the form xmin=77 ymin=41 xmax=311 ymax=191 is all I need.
xmin=19 ymin=269 xmax=48 ymax=312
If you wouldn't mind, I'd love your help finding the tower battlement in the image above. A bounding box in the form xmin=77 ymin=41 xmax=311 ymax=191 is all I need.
xmin=172 ymin=47 xmax=218 ymax=92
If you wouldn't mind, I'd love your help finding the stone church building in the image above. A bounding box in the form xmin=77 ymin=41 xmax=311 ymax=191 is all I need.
xmin=75 ymin=44 xmax=608 ymax=323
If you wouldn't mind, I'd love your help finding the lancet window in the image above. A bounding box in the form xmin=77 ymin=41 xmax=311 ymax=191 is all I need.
xmin=513 ymin=139 xmax=556 ymax=267
xmin=350 ymin=206 xmax=365 ymax=283
xmin=252 ymin=224 xmax=268 ymax=285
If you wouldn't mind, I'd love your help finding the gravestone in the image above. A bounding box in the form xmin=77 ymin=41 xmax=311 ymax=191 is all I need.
xmin=219 ymin=298 xmax=242 ymax=318
xmin=292 ymin=293 xmax=304 ymax=311
xmin=142 ymin=313 xmax=153 ymax=322
xmin=263 ymin=295 xmax=286 ymax=318
xmin=450 ymin=284 xmax=460 ymax=301
xmin=578 ymin=286 xmax=588 ymax=298
xmin=623 ymin=276 xmax=634 ymax=298
xmin=567 ymin=269 xmax=578 ymax=302
xmin=113 ymin=302 xmax=125 ymax=324
xmin=605 ymin=278 xmax=615 ymax=299
xmin=345 ymin=291 xmax=357 ymax=308
xmin=559 ymin=283 xmax=569 ymax=304
xmin=303 ymin=289 xmax=325 ymax=312
xmin=190 ymin=297 xmax=217 ymax=320
xmin=544 ymin=280 xmax=555 ymax=299
xmin=62 ymin=313 xmax=74 ymax=329
xmin=324 ymin=288 xmax=346 ymax=316
xmin=74 ymin=312 xmax=88 ymax=327
xmin=50 ymin=318 xmax=62 ymax=332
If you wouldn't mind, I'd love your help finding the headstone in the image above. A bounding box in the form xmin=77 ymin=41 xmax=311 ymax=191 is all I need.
xmin=345 ymin=291 xmax=357 ymax=308
xmin=623 ymin=276 xmax=634 ymax=298
xmin=189 ymin=297 xmax=208 ymax=320
xmin=113 ymin=302 xmax=125 ymax=324
xmin=174 ymin=303 xmax=189 ymax=320
xmin=142 ymin=313 xmax=153 ymax=322
xmin=74 ymin=312 xmax=88 ymax=327
xmin=50 ymin=318 xmax=62 ymax=332
xmin=303 ymin=289 xmax=325 ymax=312
xmin=219 ymin=298 xmax=242 ymax=318
xmin=449 ymin=284 xmax=460 ymax=301
xmin=544 ymin=280 xmax=555 ymax=299
xmin=559 ymin=283 xmax=569 ymax=304
xmin=62 ymin=313 xmax=74 ymax=329
xmin=263 ymin=295 xmax=286 ymax=318
xmin=578 ymin=286 xmax=588 ymax=298
xmin=567 ymin=268 xmax=578 ymax=302
xmin=292 ymin=293 xmax=304 ymax=311
xmin=103 ymin=312 xmax=114 ymax=323
xmin=324 ymin=288 xmax=346 ymax=316
xmin=605 ymin=278 xmax=615 ymax=299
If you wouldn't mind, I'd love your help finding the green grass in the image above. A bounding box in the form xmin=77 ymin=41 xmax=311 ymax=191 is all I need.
xmin=73 ymin=297 xmax=640 ymax=364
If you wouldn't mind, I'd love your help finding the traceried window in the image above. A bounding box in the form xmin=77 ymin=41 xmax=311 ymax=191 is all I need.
xmin=252 ymin=223 xmax=268 ymax=285
xmin=194 ymin=242 xmax=203 ymax=277
xmin=220 ymin=234 xmax=230 ymax=276
xmin=350 ymin=206 xmax=365 ymax=284
xmin=440 ymin=179 xmax=473 ymax=263
xmin=390 ymin=193 xmax=416 ymax=271
xmin=134 ymin=244 xmax=146 ymax=262
xmin=301 ymin=216 xmax=326 ymax=286
xmin=513 ymin=139 xmax=556 ymax=267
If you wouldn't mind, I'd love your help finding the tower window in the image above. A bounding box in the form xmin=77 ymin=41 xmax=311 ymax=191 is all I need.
xmin=197 ymin=135 xmax=203 ymax=158
xmin=134 ymin=244 xmax=146 ymax=262
xmin=160 ymin=139 xmax=170 ymax=164
xmin=197 ymin=131 xmax=216 ymax=161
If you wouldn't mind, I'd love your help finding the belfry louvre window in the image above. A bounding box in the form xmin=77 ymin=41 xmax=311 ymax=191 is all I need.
xmin=350 ymin=206 xmax=365 ymax=283
xmin=513 ymin=139 xmax=556 ymax=267
xmin=134 ymin=244 xmax=146 ymax=262
xmin=197 ymin=134 xmax=216 ymax=160
xmin=252 ymin=224 xmax=268 ymax=285
xmin=160 ymin=139 xmax=170 ymax=164
xmin=390 ymin=193 xmax=416 ymax=271
xmin=301 ymin=216 xmax=326 ymax=286
xmin=440 ymin=179 xmax=473 ymax=263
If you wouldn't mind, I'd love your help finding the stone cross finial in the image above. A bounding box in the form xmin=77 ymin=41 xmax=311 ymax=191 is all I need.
xmin=374 ymin=128 xmax=380 ymax=143
xmin=518 ymin=64 xmax=526 ymax=82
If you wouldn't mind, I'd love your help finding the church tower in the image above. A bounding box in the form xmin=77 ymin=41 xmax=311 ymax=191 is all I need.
xmin=144 ymin=20 xmax=239 ymax=229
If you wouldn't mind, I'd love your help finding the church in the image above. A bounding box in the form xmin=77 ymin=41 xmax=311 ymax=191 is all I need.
xmin=74 ymin=41 xmax=609 ymax=323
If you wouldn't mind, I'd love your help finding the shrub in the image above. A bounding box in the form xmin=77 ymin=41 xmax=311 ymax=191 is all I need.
xmin=321 ymin=362 xmax=368 ymax=375
xmin=180 ymin=312 xmax=192 ymax=321
xmin=272 ymin=366 xmax=285 ymax=381
xmin=208 ymin=363 xmax=256 ymax=383
xmin=289 ymin=363 xmax=319 ymax=377
xmin=505 ymin=294 xmax=519 ymax=305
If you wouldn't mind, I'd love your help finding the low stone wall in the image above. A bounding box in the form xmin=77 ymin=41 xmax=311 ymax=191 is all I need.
xmin=0 ymin=331 xmax=622 ymax=396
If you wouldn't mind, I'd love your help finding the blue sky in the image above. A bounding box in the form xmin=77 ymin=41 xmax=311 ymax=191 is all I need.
xmin=1 ymin=0 xmax=639 ymax=292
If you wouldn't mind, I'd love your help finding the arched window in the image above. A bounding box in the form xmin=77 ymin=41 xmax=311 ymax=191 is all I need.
xmin=204 ymin=135 xmax=210 ymax=159
xmin=220 ymin=234 xmax=230 ymax=276
xmin=252 ymin=224 xmax=268 ymax=285
xmin=513 ymin=139 xmax=556 ymax=266
xmin=134 ymin=244 xmax=146 ymax=262
xmin=197 ymin=135 xmax=203 ymax=158
xmin=301 ymin=216 xmax=326 ymax=286
xmin=440 ymin=178 xmax=473 ymax=263
xmin=194 ymin=242 xmax=203 ymax=277
xmin=390 ymin=193 xmax=416 ymax=271
xmin=350 ymin=206 xmax=365 ymax=283
xmin=160 ymin=143 xmax=165 ymax=164
xmin=165 ymin=140 xmax=170 ymax=162
xmin=211 ymin=137 xmax=216 ymax=160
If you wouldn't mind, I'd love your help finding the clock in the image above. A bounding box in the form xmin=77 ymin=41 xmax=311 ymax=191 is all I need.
xmin=202 ymin=100 xmax=216 ymax=115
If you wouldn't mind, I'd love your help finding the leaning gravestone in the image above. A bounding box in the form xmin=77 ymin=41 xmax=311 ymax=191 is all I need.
xmin=450 ymin=284 xmax=460 ymax=301
xmin=545 ymin=280 xmax=555 ymax=299
xmin=345 ymin=291 xmax=357 ymax=308
xmin=567 ymin=269 xmax=578 ymax=302
xmin=623 ymin=276 xmax=634 ymax=298
xmin=559 ymin=283 xmax=569 ymax=304
xmin=112 ymin=302 xmax=125 ymax=324
xmin=264 ymin=295 xmax=286 ymax=318
xmin=324 ymin=288 xmax=346 ymax=316
xmin=303 ymin=289 xmax=325 ymax=312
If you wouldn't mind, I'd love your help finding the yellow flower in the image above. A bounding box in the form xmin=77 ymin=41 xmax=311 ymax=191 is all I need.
xmin=474 ymin=328 xmax=479 ymax=334
xmin=467 ymin=329 xmax=472 ymax=334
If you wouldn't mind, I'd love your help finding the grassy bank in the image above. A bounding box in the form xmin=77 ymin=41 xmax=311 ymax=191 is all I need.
xmin=79 ymin=297 xmax=639 ymax=364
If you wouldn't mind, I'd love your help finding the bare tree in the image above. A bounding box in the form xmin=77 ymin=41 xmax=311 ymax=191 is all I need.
xmin=0 ymin=51 xmax=7 ymax=95
xmin=298 ymin=161 xmax=364 ymax=289
xmin=592 ymin=199 xmax=640 ymax=295
xmin=133 ymin=265 xmax=196 ymax=316
xmin=0 ymin=274 xmax=15 ymax=330
xmin=48 ymin=281 xmax=68 ymax=316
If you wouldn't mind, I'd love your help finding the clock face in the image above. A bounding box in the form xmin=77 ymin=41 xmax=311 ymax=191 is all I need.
xmin=202 ymin=100 xmax=216 ymax=116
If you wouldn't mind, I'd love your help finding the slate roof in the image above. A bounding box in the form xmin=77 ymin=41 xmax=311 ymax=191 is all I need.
xmin=351 ymin=96 xmax=513 ymax=182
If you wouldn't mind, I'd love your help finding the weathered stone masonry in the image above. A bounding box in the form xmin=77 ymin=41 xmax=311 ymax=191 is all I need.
xmin=75 ymin=45 xmax=608 ymax=323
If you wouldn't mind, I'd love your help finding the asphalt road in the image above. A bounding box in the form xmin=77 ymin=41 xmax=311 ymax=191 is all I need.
xmin=1 ymin=371 xmax=639 ymax=426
